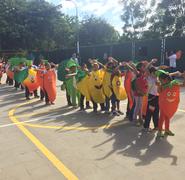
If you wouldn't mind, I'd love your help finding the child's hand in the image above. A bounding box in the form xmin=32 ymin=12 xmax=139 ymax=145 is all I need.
xmin=88 ymin=58 xmax=93 ymax=64
xmin=151 ymin=58 xmax=158 ymax=64
xmin=108 ymin=57 xmax=113 ymax=62
xmin=121 ymin=62 xmax=127 ymax=66
xmin=183 ymin=71 xmax=185 ymax=78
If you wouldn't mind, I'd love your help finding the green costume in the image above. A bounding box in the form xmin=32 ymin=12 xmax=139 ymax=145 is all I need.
xmin=58 ymin=59 xmax=80 ymax=106
xmin=8 ymin=57 xmax=32 ymax=83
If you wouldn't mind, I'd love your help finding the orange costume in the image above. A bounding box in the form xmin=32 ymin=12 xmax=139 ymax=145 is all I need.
xmin=43 ymin=69 xmax=57 ymax=103
xmin=158 ymin=81 xmax=180 ymax=131
xmin=37 ymin=65 xmax=45 ymax=90
xmin=0 ymin=63 xmax=3 ymax=78
xmin=124 ymin=70 xmax=134 ymax=110
xmin=6 ymin=69 xmax=14 ymax=80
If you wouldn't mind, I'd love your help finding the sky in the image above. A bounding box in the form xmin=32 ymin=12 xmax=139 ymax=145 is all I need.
xmin=46 ymin=0 xmax=158 ymax=34
xmin=46 ymin=0 xmax=124 ymax=34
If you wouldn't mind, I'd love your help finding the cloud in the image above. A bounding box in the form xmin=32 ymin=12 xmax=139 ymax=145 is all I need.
xmin=60 ymin=0 xmax=123 ymax=33
xmin=61 ymin=0 xmax=122 ymax=17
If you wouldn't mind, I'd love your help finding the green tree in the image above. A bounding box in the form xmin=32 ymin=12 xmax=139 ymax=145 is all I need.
xmin=0 ymin=0 xmax=76 ymax=50
xmin=79 ymin=16 xmax=119 ymax=46
xmin=147 ymin=0 xmax=185 ymax=38
xmin=120 ymin=0 xmax=150 ymax=40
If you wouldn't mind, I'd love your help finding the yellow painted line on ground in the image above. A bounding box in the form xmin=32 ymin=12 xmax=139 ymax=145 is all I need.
xmin=8 ymin=103 xmax=79 ymax=180
xmin=23 ymin=120 xmax=126 ymax=131
xmin=16 ymin=107 xmax=72 ymax=118
xmin=19 ymin=107 xmax=185 ymax=131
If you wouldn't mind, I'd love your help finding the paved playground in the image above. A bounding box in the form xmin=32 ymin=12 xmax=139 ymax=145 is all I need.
xmin=0 ymin=76 xmax=185 ymax=180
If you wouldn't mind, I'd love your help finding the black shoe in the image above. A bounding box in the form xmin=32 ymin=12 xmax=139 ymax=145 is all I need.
xmin=34 ymin=95 xmax=40 ymax=99
xmin=79 ymin=108 xmax=85 ymax=111
xmin=118 ymin=110 xmax=124 ymax=115
xmin=93 ymin=109 xmax=98 ymax=113
xmin=26 ymin=97 xmax=31 ymax=100
xmin=86 ymin=106 xmax=92 ymax=109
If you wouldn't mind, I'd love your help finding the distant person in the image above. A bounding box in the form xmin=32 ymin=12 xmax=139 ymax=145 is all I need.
xmin=71 ymin=53 xmax=79 ymax=65
xmin=166 ymin=51 xmax=177 ymax=73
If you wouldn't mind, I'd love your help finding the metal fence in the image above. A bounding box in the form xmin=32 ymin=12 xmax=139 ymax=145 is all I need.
xmin=45 ymin=36 xmax=185 ymax=71
xmin=1 ymin=36 xmax=185 ymax=70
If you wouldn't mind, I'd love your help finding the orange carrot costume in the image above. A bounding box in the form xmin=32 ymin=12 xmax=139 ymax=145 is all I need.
xmin=142 ymin=95 xmax=148 ymax=116
xmin=124 ymin=70 xmax=134 ymax=110
xmin=37 ymin=65 xmax=45 ymax=90
xmin=158 ymin=81 xmax=180 ymax=131
xmin=43 ymin=69 xmax=56 ymax=102
xmin=6 ymin=69 xmax=14 ymax=79
xmin=0 ymin=63 xmax=3 ymax=78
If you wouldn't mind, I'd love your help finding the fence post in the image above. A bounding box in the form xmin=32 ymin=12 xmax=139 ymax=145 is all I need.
xmin=132 ymin=41 xmax=135 ymax=61
xmin=160 ymin=38 xmax=166 ymax=65
xmin=110 ymin=45 xmax=113 ymax=57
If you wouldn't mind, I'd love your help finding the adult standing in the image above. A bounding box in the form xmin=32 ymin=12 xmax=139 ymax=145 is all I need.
xmin=166 ymin=51 xmax=177 ymax=73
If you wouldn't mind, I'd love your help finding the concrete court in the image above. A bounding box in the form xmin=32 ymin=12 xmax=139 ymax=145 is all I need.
xmin=0 ymin=76 xmax=185 ymax=180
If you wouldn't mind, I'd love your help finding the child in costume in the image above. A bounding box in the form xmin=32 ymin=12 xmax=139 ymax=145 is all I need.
xmin=76 ymin=63 xmax=91 ymax=111
xmin=124 ymin=65 xmax=135 ymax=121
xmin=24 ymin=64 xmax=39 ymax=100
xmin=110 ymin=63 xmax=127 ymax=116
xmin=65 ymin=60 xmax=80 ymax=107
xmin=37 ymin=59 xmax=46 ymax=101
xmin=157 ymin=70 xmax=185 ymax=137
xmin=143 ymin=66 xmax=159 ymax=131
xmin=130 ymin=62 xmax=148 ymax=126
xmin=42 ymin=63 xmax=57 ymax=105
xmin=0 ymin=61 xmax=3 ymax=84
xmin=88 ymin=60 xmax=105 ymax=112
xmin=102 ymin=57 xmax=118 ymax=113
xmin=13 ymin=62 xmax=26 ymax=90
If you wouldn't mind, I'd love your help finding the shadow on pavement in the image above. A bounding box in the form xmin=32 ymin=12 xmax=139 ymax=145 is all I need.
xmin=94 ymin=122 xmax=177 ymax=166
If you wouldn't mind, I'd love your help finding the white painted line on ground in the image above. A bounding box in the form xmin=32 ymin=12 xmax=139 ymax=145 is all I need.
xmin=0 ymin=117 xmax=48 ymax=128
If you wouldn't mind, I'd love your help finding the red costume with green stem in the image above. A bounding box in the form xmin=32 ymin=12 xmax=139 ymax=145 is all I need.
xmin=158 ymin=80 xmax=180 ymax=132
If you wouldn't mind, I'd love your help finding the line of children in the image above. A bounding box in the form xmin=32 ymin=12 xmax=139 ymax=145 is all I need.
xmin=1 ymin=56 xmax=185 ymax=138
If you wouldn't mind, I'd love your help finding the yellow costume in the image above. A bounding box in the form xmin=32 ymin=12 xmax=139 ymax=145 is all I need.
xmin=88 ymin=70 xmax=105 ymax=103
xmin=112 ymin=76 xmax=127 ymax=100
xmin=102 ymin=69 xmax=112 ymax=98
xmin=76 ymin=75 xmax=91 ymax=101
xmin=23 ymin=68 xmax=39 ymax=92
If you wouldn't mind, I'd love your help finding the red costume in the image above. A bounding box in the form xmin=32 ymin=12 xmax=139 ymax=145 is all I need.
xmin=158 ymin=81 xmax=180 ymax=131
xmin=43 ymin=69 xmax=56 ymax=103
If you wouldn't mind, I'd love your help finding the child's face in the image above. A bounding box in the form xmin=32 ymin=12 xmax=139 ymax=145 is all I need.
xmin=82 ymin=64 xmax=87 ymax=70
xmin=140 ymin=64 xmax=146 ymax=72
xmin=46 ymin=64 xmax=51 ymax=70
xmin=93 ymin=64 xmax=99 ymax=71
xmin=160 ymin=77 xmax=170 ymax=84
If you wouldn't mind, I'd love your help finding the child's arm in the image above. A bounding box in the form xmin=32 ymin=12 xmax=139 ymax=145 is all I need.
xmin=50 ymin=62 xmax=58 ymax=69
xmin=84 ymin=68 xmax=91 ymax=76
xmin=144 ymin=58 xmax=158 ymax=70
xmin=157 ymin=65 xmax=169 ymax=70
xmin=179 ymin=72 xmax=185 ymax=87
xmin=65 ymin=73 xmax=77 ymax=78
xmin=169 ymin=71 xmax=182 ymax=77
xmin=108 ymin=57 xmax=118 ymax=64
xmin=128 ymin=62 xmax=139 ymax=75
xmin=96 ymin=61 xmax=106 ymax=69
